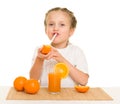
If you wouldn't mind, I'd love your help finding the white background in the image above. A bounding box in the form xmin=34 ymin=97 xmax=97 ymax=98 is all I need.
xmin=0 ymin=0 xmax=120 ymax=87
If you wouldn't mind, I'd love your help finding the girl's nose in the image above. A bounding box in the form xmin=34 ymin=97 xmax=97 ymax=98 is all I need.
xmin=54 ymin=24 xmax=59 ymax=31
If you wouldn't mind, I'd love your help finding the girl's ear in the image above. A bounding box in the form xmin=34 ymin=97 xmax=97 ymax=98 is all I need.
xmin=69 ymin=28 xmax=75 ymax=37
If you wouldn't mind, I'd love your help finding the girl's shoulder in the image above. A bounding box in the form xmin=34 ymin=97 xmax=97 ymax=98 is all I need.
xmin=67 ymin=43 xmax=83 ymax=52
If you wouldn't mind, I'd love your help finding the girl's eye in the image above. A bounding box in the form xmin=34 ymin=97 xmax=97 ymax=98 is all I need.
xmin=49 ymin=24 xmax=53 ymax=26
xmin=61 ymin=24 xmax=65 ymax=26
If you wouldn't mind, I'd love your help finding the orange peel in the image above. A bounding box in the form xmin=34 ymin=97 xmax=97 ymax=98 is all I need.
xmin=75 ymin=85 xmax=89 ymax=93
xmin=41 ymin=45 xmax=51 ymax=55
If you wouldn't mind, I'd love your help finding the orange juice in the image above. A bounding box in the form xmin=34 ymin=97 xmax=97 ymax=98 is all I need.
xmin=48 ymin=73 xmax=61 ymax=94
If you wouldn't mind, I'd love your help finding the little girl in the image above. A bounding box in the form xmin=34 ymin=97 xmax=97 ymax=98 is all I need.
xmin=29 ymin=7 xmax=89 ymax=87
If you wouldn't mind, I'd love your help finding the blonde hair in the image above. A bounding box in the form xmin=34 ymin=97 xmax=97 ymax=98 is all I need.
xmin=44 ymin=7 xmax=77 ymax=29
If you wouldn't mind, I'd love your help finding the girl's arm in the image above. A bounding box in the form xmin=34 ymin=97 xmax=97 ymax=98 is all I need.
xmin=48 ymin=48 xmax=89 ymax=85
xmin=64 ymin=60 xmax=89 ymax=86
xmin=29 ymin=47 xmax=47 ymax=80
xmin=29 ymin=57 xmax=44 ymax=80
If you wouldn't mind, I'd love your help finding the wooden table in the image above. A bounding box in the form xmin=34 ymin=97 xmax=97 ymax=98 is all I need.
xmin=0 ymin=86 xmax=120 ymax=104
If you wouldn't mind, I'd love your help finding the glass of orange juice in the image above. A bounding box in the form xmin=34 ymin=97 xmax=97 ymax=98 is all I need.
xmin=48 ymin=72 xmax=61 ymax=94
xmin=48 ymin=62 xmax=69 ymax=94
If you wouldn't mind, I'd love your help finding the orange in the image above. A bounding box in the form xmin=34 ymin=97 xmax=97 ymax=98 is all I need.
xmin=24 ymin=79 xmax=40 ymax=94
xmin=13 ymin=76 xmax=27 ymax=91
xmin=41 ymin=45 xmax=51 ymax=55
xmin=75 ymin=85 xmax=89 ymax=93
xmin=54 ymin=63 xmax=69 ymax=79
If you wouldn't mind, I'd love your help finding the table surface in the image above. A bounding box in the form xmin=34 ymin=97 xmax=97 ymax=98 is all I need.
xmin=0 ymin=86 xmax=120 ymax=104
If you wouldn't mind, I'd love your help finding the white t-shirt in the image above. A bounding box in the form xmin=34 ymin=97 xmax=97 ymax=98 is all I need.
xmin=32 ymin=43 xmax=88 ymax=87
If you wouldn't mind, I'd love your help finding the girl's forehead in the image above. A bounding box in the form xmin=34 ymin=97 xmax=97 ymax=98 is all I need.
xmin=47 ymin=10 xmax=70 ymax=18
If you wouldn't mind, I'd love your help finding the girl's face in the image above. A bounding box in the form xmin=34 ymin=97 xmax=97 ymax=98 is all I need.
xmin=45 ymin=10 xmax=74 ymax=48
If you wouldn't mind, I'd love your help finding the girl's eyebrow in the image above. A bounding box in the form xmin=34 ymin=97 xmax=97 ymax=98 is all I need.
xmin=47 ymin=21 xmax=66 ymax=24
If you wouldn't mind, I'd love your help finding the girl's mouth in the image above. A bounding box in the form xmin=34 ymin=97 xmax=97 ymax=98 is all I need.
xmin=53 ymin=33 xmax=59 ymax=35
xmin=53 ymin=33 xmax=59 ymax=38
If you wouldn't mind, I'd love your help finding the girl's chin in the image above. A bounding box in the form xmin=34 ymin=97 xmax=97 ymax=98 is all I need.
xmin=51 ymin=42 xmax=58 ymax=46
xmin=51 ymin=41 xmax=57 ymax=44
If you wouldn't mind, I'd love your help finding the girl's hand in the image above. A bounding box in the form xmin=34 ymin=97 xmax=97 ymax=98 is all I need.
xmin=46 ymin=47 xmax=66 ymax=63
xmin=37 ymin=47 xmax=50 ymax=60
xmin=37 ymin=47 xmax=66 ymax=63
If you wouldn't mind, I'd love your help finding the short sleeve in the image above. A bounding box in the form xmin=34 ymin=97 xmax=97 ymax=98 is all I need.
xmin=75 ymin=48 xmax=88 ymax=74
xmin=31 ymin=46 xmax=39 ymax=65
